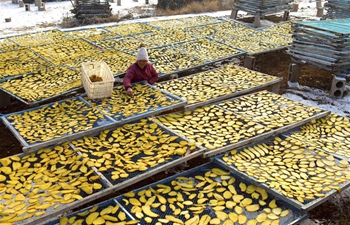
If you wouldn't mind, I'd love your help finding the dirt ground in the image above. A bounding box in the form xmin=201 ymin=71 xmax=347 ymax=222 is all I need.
xmin=0 ymin=13 xmax=348 ymax=223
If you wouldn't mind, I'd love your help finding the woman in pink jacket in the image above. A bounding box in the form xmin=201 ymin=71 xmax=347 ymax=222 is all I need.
xmin=123 ymin=44 xmax=158 ymax=96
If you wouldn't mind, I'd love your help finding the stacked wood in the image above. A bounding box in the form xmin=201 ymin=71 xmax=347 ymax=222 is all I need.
xmin=287 ymin=19 xmax=350 ymax=77
xmin=232 ymin=0 xmax=293 ymax=16
xmin=71 ymin=0 xmax=112 ymax=19
xmin=324 ymin=0 xmax=350 ymax=19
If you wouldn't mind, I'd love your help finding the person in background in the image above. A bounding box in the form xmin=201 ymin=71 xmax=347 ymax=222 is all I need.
xmin=123 ymin=44 xmax=158 ymax=97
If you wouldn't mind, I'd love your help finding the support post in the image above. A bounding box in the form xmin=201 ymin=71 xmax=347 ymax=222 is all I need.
xmin=283 ymin=10 xmax=289 ymax=21
xmin=230 ymin=9 xmax=238 ymax=19
xmin=0 ymin=90 xmax=10 ymax=109
xmin=117 ymin=0 xmax=121 ymax=5
xmin=291 ymin=3 xmax=299 ymax=12
xmin=288 ymin=63 xmax=301 ymax=83
xmin=39 ymin=2 xmax=46 ymax=11
xmin=253 ymin=14 xmax=260 ymax=28
xmin=316 ymin=0 xmax=322 ymax=8
xmin=25 ymin=3 xmax=30 ymax=11
xmin=243 ymin=56 xmax=256 ymax=70
xmin=316 ymin=8 xmax=324 ymax=17
xmin=271 ymin=82 xmax=281 ymax=94
xmin=170 ymin=74 xmax=178 ymax=80
xmin=19 ymin=0 xmax=24 ymax=7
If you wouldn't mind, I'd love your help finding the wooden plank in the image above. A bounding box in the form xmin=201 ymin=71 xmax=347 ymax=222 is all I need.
xmin=292 ymin=43 xmax=350 ymax=56
xmin=291 ymin=57 xmax=348 ymax=76
xmin=291 ymin=27 xmax=348 ymax=43
xmin=288 ymin=50 xmax=348 ymax=67
xmin=295 ymin=20 xmax=350 ymax=36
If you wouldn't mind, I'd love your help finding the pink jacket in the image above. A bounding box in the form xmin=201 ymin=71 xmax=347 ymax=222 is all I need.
xmin=123 ymin=62 xmax=158 ymax=90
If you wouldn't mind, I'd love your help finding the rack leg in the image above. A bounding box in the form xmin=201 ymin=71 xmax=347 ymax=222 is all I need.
xmin=288 ymin=63 xmax=301 ymax=83
xmin=316 ymin=8 xmax=324 ymax=17
xmin=0 ymin=90 xmax=10 ymax=109
xmin=253 ymin=14 xmax=260 ymax=28
xmin=291 ymin=3 xmax=299 ymax=12
xmin=271 ymin=82 xmax=281 ymax=94
xmin=243 ymin=56 xmax=256 ymax=70
xmin=230 ymin=9 xmax=238 ymax=19
xmin=170 ymin=74 xmax=178 ymax=80
xmin=283 ymin=10 xmax=289 ymax=21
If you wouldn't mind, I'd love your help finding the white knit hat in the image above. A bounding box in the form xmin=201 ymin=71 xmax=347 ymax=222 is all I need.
xmin=136 ymin=47 xmax=148 ymax=61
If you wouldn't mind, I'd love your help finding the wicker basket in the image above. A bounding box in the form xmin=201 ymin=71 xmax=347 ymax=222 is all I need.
xmin=81 ymin=61 xmax=114 ymax=99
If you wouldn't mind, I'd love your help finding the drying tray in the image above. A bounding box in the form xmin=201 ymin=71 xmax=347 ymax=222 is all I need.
xmin=62 ymin=26 xmax=121 ymax=42
xmin=157 ymin=65 xmax=282 ymax=111
xmin=289 ymin=53 xmax=350 ymax=73
xmin=291 ymin=42 xmax=350 ymax=57
xmin=95 ymin=32 xmax=153 ymax=53
xmin=29 ymin=39 xmax=104 ymax=67
xmin=233 ymin=4 xmax=291 ymax=16
xmin=0 ymin=66 xmax=82 ymax=106
xmin=2 ymin=84 xmax=186 ymax=152
xmin=115 ymin=161 xmax=308 ymax=225
xmin=213 ymin=133 xmax=350 ymax=211
xmin=171 ymin=37 xmax=246 ymax=64
xmin=281 ymin=114 xmax=350 ymax=162
xmin=0 ymin=144 xmax=110 ymax=225
xmin=143 ymin=44 xmax=205 ymax=76
xmin=2 ymin=97 xmax=115 ymax=153
xmin=146 ymin=15 xmax=223 ymax=29
xmin=235 ymin=0 xmax=293 ymax=7
xmin=0 ymin=37 xmax=20 ymax=53
xmin=153 ymin=90 xmax=329 ymax=158
xmin=28 ymin=122 xmax=204 ymax=225
xmin=0 ymin=47 xmax=54 ymax=83
xmin=294 ymin=18 xmax=350 ymax=36
xmin=104 ymin=22 xmax=159 ymax=36
xmin=291 ymin=26 xmax=350 ymax=44
xmin=220 ymin=30 xmax=292 ymax=55
xmin=63 ymin=48 xmax=134 ymax=77
xmin=8 ymin=29 xmax=68 ymax=47
xmin=287 ymin=47 xmax=350 ymax=63
xmin=70 ymin=118 xmax=205 ymax=186
xmin=206 ymin=90 xmax=330 ymax=157
xmin=80 ymin=83 xmax=187 ymax=122
xmin=43 ymin=198 xmax=136 ymax=225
